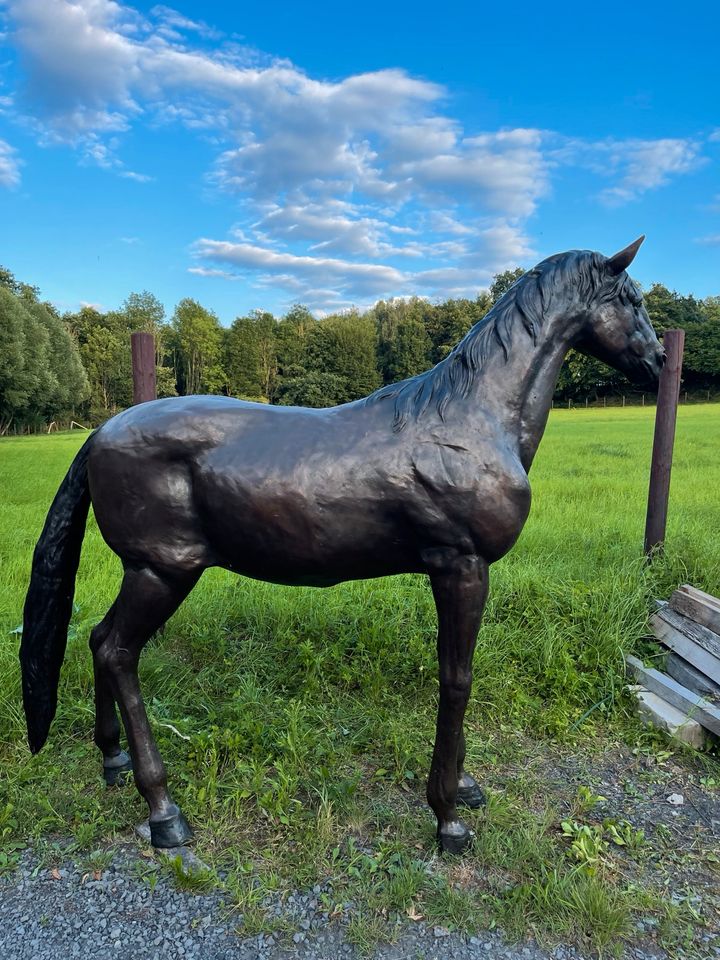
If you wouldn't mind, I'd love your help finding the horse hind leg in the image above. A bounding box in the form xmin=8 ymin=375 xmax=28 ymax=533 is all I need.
xmin=95 ymin=564 xmax=200 ymax=847
xmin=456 ymin=731 xmax=486 ymax=809
xmin=89 ymin=602 xmax=132 ymax=786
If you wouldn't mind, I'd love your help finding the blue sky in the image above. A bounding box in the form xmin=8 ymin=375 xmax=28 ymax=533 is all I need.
xmin=1 ymin=0 xmax=718 ymax=323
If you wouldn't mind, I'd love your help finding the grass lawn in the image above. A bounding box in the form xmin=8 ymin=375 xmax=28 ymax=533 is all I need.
xmin=1 ymin=406 xmax=719 ymax=954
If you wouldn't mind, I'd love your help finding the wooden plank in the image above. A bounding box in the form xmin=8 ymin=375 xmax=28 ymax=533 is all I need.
xmin=655 ymin=604 xmax=720 ymax=659
xmin=671 ymin=585 xmax=720 ymax=634
xmin=650 ymin=612 xmax=720 ymax=685
xmin=625 ymin=654 xmax=720 ymax=735
xmin=678 ymin=583 xmax=720 ymax=609
xmin=665 ymin=652 xmax=720 ymax=700
xmin=634 ymin=689 xmax=706 ymax=748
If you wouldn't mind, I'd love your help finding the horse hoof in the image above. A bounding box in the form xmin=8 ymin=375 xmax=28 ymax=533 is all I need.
xmin=150 ymin=809 xmax=194 ymax=849
xmin=457 ymin=774 xmax=486 ymax=809
xmin=103 ymin=750 xmax=133 ymax=787
xmin=438 ymin=820 xmax=473 ymax=855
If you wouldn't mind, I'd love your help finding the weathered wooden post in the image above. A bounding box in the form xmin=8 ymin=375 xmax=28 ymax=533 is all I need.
xmin=644 ymin=329 xmax=685 ymax=558
xmin=131 ymin=331 xmax=157 ymax=405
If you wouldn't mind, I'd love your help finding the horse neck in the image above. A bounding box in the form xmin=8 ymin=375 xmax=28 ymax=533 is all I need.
xmin=464 ymin=306 xmax=584 ymax=471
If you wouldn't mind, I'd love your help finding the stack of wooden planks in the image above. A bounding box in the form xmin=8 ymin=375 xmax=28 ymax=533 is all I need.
xmin=626 ymin=585 xmax=720 ymax=748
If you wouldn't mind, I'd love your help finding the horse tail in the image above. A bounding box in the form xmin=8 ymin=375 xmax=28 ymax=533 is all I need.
xmin=20 ymin=434 xmax=95 ymax=753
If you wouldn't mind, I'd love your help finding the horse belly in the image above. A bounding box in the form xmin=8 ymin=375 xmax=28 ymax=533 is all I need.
xmin=196 ymin=475 xmax=420 ymax=586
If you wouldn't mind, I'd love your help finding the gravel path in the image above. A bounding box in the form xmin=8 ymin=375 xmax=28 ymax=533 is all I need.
xmin=0 ymin=846 xmax=679 ymax=960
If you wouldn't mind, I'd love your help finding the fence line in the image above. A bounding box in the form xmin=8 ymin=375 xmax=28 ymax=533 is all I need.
xmin=4 ymin=392 xmax=720 ymax=435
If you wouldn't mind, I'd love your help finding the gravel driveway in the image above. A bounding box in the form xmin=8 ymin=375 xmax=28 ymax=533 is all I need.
xmin=0 ymin=844 xmax=700 ymax=960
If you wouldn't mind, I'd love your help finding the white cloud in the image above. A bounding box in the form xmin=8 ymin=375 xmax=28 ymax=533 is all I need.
xmin=600 ymin=139 xmax=703 ymax=205
xmin=119 ymin=169 xmax=152 ymax=182
xmin=8 ymin=0 xmax=142 ymax=139
xmin=391 ymin=128 xmax=549 ymax=217
xmin=427 ymin=211 xmax=474 ymax=236
xmin=150 ymin=5 xmax=221 ymax=41
xmin=0 ymin=138 xmax=21 ymax=187
xmin=192 ymin=219 xmax=533 ymax=306
xmin=188 ymin=265 xmax=241 ymax=280
xmin=3 ymin=1 xmax=712 ymax=309
xmin=193 ymin=238 xmax=408 ymax=300
xmin=74 ymin=132 xmax=149 ymax=181
xmin=250 ymin=200 xmax=420 ymax=259
xmin=694 ymin=235 xmax=720 ymax=246
xmin=557 ymin=136 xmax=704 ymax=205
xmin=412 ymin=222 xmax=535 ymax=297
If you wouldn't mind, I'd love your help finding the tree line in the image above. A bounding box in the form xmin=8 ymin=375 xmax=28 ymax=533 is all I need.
xmin=1 ymin=264 xmax=719 ymax=433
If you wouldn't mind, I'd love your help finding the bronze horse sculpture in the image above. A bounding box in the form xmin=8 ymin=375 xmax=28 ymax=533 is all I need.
xmin=21 ymin=238 xmax=664 ymax=854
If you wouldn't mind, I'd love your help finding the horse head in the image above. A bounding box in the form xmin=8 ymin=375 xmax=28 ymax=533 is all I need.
xmin=575 ymin=236 xmax=665 ymax=385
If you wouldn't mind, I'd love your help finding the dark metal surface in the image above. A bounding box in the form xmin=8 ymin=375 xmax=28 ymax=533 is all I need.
xmin=644 ymin=328 xmax=685 ymax=557
xmin=21 ymin=239 xmax=664 ymax=853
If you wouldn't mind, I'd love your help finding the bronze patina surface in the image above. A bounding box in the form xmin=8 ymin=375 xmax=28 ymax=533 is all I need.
xmin=21 ymin=239 xmax=663 ymax=853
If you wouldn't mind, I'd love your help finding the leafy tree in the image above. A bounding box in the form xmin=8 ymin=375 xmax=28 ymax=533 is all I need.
xmin=276 ymin=370 xmax=348 ymax=407
xmin=0 ymin=264 xmax=40 ymax=302
xmin=276 ymin=304 xmax=314 ymax=384
xmin=490 ymin=268 xmax=525 ymax=304
xmin=427 ymin=298 xmax=486 ymax=363
xmin=224 ymin=316 xmax=265 ymax=399
xmin=683 ymin=320 xmax=720 ymax=380
xmin=642 ymin=285 xmax=719 ymax=389
xmin=703 ymin=296 xmax=720 ymax=323
xmin=83 ymin=325 xmax=126 ymax=412
xmin=121 ymin=290 xmax=165 ymax=332
xmin=171 ymin=298 xmax=225 ymax=395
xmin=556 ymin=351 xmax=625 ymax=400
xmin=306 ymin=312 xmax=381 ymax=402
xmin=0 ymin=286 xmax=88 ymax=432
xmin=25 ymin=300 xmax=88 ymax=419
xmin=374 ymin=298 xmax=432 ymax=383
xmin=253 ymin=311 xmax=280 ymax=401
xmin=0 ymin=287 xmax=35 ymax=432
xmin=643 ymin=283 xmax=705 ymax=332
xmin=67 ymin=306 xmax=133 ymax=415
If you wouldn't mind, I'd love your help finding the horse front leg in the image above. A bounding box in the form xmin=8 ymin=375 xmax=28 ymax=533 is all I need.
xmin=456 ymin=730 xmax=487 ymax=809
xmin=426 ymin=552 xmax=488 ymax=854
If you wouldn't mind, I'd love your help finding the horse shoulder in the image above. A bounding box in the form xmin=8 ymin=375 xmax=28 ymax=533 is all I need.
xmin=408 ymin=439 xmax=531 ymax=561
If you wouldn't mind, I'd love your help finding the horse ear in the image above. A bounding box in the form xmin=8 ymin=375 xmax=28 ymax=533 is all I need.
xmin=606 ymin=235 xmax=645 ymax=275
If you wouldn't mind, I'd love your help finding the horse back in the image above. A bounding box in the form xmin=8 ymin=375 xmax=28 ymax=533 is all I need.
xmin=87 ymin=395 xmax=530 ymax=583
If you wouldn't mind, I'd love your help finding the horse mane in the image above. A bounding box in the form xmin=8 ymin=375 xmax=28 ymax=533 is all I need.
xmin=365 ymin=249 xmax=632 ymax=431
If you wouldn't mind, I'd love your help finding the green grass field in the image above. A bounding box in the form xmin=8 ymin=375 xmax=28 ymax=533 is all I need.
xmin=1 ymin=406 xmax=719 ymax=952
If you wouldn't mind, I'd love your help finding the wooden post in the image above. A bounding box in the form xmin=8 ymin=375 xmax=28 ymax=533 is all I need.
xmin=644 ymin=329 xmax=685 ymax=558
xmin=131 ymin=331 xmax=157 ymax=405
